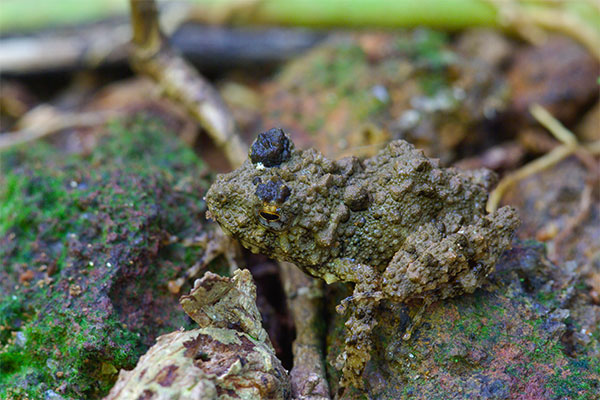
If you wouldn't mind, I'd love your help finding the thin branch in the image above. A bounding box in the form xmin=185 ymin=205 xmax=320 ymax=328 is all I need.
xmin=487 ymin=144 xmax=575 ymax=212
xmin=0 ymin=106 xmax=122 ymax=150
xmin=488 ymin=0 xmax=600 ymax=60
xmin=585 ymin=141 xmax=600 ymax=154
xmin=530 ymin=104 xmax=578 ymax=146
xmin=279 ymin=261 xmax=331 ymax=400
xmin=527 ymin=6 xmax=600 ymax=61
xmin=128 ymin=0 xmax=247 ymax=168
xmin=487 ymin=104 xmax=599 ymax=212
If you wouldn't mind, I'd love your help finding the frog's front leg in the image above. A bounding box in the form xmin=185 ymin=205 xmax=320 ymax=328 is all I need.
xmin=337 ymin=301 xmax=377 ymax=389
xmin=327 ymin=258 xmax=382 ymax=389
xmin=320 ymin=258 xmax=380 ymax=289
xmin=321 ymin=258 xmax=383 ymax=314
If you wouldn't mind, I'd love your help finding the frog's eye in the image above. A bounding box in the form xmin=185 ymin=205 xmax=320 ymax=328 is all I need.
xmin=257 ymin=202 xmax=289 ymax=231
xmin=259 ymin=210 xmax=280 ymax=222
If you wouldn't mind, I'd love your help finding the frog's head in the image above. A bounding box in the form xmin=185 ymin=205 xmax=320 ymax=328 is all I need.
xmin=206 ymin=129 xmax=307 ymax=258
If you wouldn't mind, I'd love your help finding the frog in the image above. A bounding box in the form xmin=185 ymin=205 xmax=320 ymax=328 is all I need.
xmin=205 ymin=128 xmax=520 ymax=389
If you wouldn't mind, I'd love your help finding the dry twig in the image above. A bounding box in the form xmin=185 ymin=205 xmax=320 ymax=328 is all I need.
xmin=489 ymin=0 xmax=600 ymax=60
xmin=0 ymin=105 xmax=123 ymax=150
xmin=129 ymin=0 xmax=247 ymax=167
xmin=279 ymin=261 xmax=331 ymax=400
xmin=487 ymin=104 xmax=600 ymax=212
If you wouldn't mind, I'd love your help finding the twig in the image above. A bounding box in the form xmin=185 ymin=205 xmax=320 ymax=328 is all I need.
xmin=530 ymin=103 xmax=578 ymax=146
xmin=0 ymin=106 xmax=122 ymax=150
xmin=487 ymin=144 xmax=575 ymax=212
xmin=527 ymin=6 xmax=600 ymax=61
xmin=585 ymin=141 xmax=600 ymax=155
xmin=0 ymin=21 xmax=322 ymax=74
xmin=128 ymin=0 xmax=247 ymax=168
xmin=279 ymin=261 xmax=331 ymax=400
xmin=167 ymin=228 xmax=240 ymax=294
xmin=488 ymin=0 xmax=600 ymax=60
xmin=487 ymin=104 xmax=599 ymax=212
xmin=0 ymin=23 xmax=130 ymax=73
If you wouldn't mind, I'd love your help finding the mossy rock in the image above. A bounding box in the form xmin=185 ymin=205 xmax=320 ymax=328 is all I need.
xmin=259 ymin=30 xmax=508 ymax=162
xmin=326 ymin=243 xmax=600 ymax=399
xmin=0 ymin=116 xmax=221 ymax=399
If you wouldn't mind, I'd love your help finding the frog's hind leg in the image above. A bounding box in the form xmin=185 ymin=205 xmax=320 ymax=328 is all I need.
xmin=380 ymin=223 xmax=473 ymax=339
xmin=382 ymin=211 xmax=519 ymax=339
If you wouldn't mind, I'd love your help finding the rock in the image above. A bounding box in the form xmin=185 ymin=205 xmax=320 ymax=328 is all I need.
xmin=105 ymin=269 xmax=291 ymax=400
xmin=325 ymin=243 xmax=600 ymax=399
xmin=503 ymin=158 xmax=599 ymax=267
xmin=507 ymin=36 xmax=599 ymax=126
xmin=502 ymin=156 xmax=600 ymax=369
xmin=0 ymin=115 xmax=223 ymax=399
xmin=249 ymin=128 xmax=294 ymax=167
xmin=255 ymin=30 xmax=510 ymax=163
xmin=105 ymin=329 xmax=289 ymax=400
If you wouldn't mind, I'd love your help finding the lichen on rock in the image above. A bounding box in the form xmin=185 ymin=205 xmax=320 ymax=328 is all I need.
xmin=105 ymin=269 xmax=291 ymax=400
xmin=180 ymin=269 xmax=271 ymax=347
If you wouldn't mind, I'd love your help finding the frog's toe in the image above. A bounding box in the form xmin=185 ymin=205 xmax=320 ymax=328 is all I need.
xmin=336 ymin=290 xmax=384 ymax=314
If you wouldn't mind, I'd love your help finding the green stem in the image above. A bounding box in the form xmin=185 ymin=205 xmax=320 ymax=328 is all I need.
xmin=197 ymin=0 xmax=499 ymax=29
xmin=0 ymin=0 xmax=128 ymax=33
xmin=191 ymin=0 xmax=599 ymax=59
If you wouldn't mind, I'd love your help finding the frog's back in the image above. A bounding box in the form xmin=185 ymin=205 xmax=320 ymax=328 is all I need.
xmin=336 ymin=140 xmax=492 ymax=265
xmin=364 ymin=141 xmax=491 ymax=224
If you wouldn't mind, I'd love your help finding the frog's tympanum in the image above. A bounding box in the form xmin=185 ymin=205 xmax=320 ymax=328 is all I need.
xmin=206 ymin=128 xmax=520 ymax=389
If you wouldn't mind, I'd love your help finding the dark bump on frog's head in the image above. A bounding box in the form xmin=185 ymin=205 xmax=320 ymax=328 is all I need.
xmin=249 ymin=128 xmax=294 ymax=167
xmin=255 ymin=178 xmax=291 ymax=204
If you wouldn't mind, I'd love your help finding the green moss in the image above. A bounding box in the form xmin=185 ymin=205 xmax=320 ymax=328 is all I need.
xmin=307 ymin=43 xmax=386 ymax=121
xmin=0 ymin=114 xmax=214 ymax=398
xmin=275 ymin=41 xmax=390 ymax=136
xmin=536 ymin=290 xmax=558 ymax=307
xmin=547 ymin=357 xmax=600 ymax=399
xmin=395 ymin=29 xmax=454 ymax=95
xmin=0 ymin=174 xmax=29 ymax=235
xmin=407 ymin=30 xmax=452 ymax=68
xmin=419 ymin=74 xmax=449 ymax=96
xmin=0 ymin=308 xmax=144 ymax=398
xmin=0 ymin=170 xmax=71 ymax=273
xmin=0 ymin=294 xmax=31 ymax=344
xmin=310 ymin=43 xmax=368 ymax=90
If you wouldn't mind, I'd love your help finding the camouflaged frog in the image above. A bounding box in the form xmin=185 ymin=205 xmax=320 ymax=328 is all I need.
xmin=206 ymin=128 xmax=519 ymax=389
